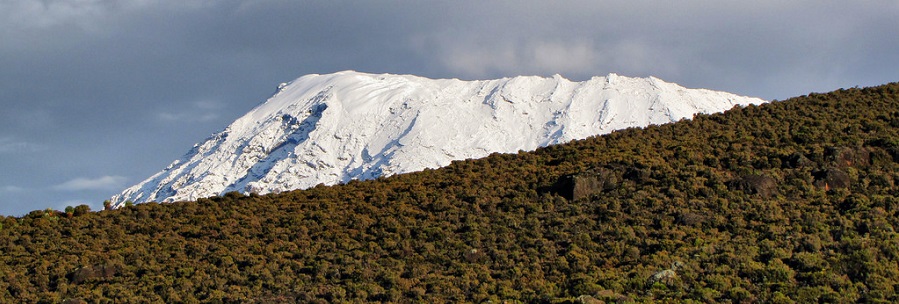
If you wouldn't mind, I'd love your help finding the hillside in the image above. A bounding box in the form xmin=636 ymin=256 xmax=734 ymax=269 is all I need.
xmin=2 ymin=82 xmax=899 ymax=303
xmin=111 ymin=71 xmax=764 ymax=207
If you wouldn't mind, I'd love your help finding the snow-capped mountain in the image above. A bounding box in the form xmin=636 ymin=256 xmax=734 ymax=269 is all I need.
xmin=111 ymin=71 xmax=766 ymax=206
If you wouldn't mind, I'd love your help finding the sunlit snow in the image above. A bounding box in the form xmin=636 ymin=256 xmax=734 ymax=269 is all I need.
xmin=111 ymin=71 xmax=766 ymax=206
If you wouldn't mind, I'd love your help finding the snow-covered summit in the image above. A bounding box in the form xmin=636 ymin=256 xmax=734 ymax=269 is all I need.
xmin=111 ymin=71 xmax=765 ymax=206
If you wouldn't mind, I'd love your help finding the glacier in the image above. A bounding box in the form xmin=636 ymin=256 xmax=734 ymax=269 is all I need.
xmin=111 ymin=71 xmax=766 ymax=206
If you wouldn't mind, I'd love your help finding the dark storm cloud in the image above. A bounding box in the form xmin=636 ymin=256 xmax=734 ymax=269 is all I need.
xmin=0 ymin=0 xmax=897 ymax=215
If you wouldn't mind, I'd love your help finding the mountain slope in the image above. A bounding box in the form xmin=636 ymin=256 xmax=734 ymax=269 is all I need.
xmin=112 ymin=71 xmax=765 ymax=206
xmin=4 ymin=83 xmax=899 ymax=303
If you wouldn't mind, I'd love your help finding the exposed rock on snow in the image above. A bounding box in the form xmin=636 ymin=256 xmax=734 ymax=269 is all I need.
xmin=111 ymin=71 xmax=765 ymax=206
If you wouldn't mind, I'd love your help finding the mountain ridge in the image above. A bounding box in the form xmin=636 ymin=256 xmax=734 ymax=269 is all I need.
xmin=111 ymin=71 xmax=765 ymax=206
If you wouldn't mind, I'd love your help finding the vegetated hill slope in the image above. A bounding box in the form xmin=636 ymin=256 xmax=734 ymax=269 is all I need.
xmin=111 ymin=71 xmax=764 ymax=207
xmin=3 ymin=83 xmax=899 ymax=303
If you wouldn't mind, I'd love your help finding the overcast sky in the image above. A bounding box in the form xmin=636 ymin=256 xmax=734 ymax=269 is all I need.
xmin=1 ymin=1 xmax=897 ymax=216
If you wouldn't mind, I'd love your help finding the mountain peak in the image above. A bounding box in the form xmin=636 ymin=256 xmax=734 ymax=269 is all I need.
xmin=111 ymin=72 xmax=765 ymax=206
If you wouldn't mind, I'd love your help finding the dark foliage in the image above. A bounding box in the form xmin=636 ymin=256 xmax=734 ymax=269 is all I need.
xmin=3 ymin=83 xmax=899 ymax=302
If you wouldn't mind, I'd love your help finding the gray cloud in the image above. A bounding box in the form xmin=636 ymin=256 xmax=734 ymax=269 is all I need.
xmin=0 ymin=0 xmax=897 ymax=215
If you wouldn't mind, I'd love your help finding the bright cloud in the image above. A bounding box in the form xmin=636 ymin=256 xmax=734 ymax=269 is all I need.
xmin=0 ymin=0 xmax=214 ymax=30
xmin=157 ymin=111 xmax=219 ymax=123
xmin=0 ymin=137 xmax=44 ymax=153
xmin=156 ymin=100 xmax=222 ymax=123
xmin=53 ymin=176 xmax=127 ymax=191
xmin=1 ymin=185 xmax=24 ymax=193
xmin=431 ymin=39 xmax=603 ymax=79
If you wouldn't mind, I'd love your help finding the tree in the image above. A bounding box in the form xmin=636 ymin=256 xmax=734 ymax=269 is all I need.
xmin=74 ymin=204 xmax=91 ymax=216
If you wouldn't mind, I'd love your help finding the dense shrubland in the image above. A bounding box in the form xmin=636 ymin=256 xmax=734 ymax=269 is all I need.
xmin=2 ymin=83 xmax=899 ymax=303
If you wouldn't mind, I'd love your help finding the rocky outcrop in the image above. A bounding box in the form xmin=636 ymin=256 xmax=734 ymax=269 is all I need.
xmin=554 ymin=168 xmax=621 ymax=200
xmin=813 ymin=168 xmax=851 ymax=190
xmin=729 ymin=174 xmax=778 ymax=198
